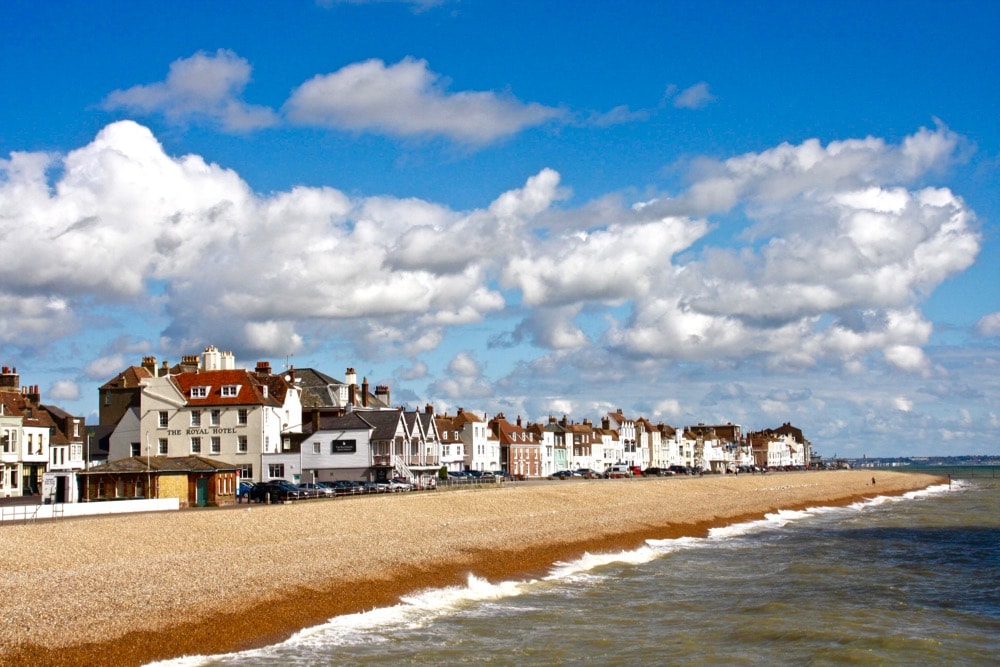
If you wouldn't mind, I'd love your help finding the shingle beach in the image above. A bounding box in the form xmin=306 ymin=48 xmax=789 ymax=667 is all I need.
xmin=0 ymin=470 xmax=941 ymax=666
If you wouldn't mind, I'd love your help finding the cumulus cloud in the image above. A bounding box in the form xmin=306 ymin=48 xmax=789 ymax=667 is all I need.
xmin=48 ymin=380 xmax=80 ymax=401
xmin=430 ymin=351 xmax=494 ymax=399
xmin=284 ymin=57 xmax=563 ymax=144
xmin=103 ymin=50 xmax=278 ymax=132
xmin=977 ymin=312 xmax=1000 ymax=336
xmin=84 ymin=355 xmax=127 ymax=380
xmin=0 ymin=121 xmax=979 ymax=379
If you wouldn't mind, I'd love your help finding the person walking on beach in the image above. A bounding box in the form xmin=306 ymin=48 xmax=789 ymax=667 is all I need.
xmin=871 ymin=476 xmax=876 ymax=486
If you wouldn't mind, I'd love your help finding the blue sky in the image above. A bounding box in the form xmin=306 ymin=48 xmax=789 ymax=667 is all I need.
xmin=1 ymin=0 xmax=998 ymax=458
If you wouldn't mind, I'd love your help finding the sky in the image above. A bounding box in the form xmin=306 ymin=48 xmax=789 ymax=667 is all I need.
xmin=1 ymin=0 xmax=998 ymax=459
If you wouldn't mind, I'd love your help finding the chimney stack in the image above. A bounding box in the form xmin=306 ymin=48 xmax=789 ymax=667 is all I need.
xmin=375 ymin=384 xmax=390 ymax=406
xmin=141 ymin=356 xmax=157 ymax=375
xmin=255 ymin=361 xmax=272 ymax=377
xmin=361 ymin=377 xmax=369 ymax=407
xmin=0 ymin=366 xmax=18 ymax=391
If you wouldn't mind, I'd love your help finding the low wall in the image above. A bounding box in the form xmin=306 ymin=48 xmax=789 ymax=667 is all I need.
xmin=1 ymin=498 xmax=179 ymax=523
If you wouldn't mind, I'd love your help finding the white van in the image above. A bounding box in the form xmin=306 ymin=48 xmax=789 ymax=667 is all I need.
xmin=606 ymin=464 xmax=633 ymax=479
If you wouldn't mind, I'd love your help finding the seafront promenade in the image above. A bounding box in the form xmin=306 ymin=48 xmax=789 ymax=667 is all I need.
xmin=0 ymin=470 xmax=940 ymax=667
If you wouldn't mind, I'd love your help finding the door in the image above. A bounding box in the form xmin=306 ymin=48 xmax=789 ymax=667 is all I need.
xmin=195 ymin=478 xmax=208 ymax=507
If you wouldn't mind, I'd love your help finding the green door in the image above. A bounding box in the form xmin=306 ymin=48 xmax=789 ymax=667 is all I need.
xmin=195 ymin=478 xmax=208 ymax=507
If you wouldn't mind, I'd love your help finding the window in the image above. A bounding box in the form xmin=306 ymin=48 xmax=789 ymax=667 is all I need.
xmin=190 ymin=437 xmax=201 ymax=454
xmin=313 ymin=441 xmax=321 ymax=454
xmin=238 ymin=464 xmax=253 ymax=479
xmin=130 ymin=442 xmax=141 ymax=457
xmin=158 ymin=438 xmax=168 ymax=455
xmin=237 ymin=409 xmax=248 ymax=425
xmin=210 ymin=409 xmax=221 ymax=426
xmin=158 ymin=411 xmax=169 ymax=428
xmin=268 ymin=463 xmax=284 ymax=478
xmin=237 ymin=435 xmax=248 ymax=453
xmin=221 ymin=385 xmax=240 ymax=397
xmin=190 ymin=386 xmax=209 ymax=398
xmin=211 ymin=436 xmax=221 ymax=454
xmin=190 ymin=411 xmax=201 ymax=427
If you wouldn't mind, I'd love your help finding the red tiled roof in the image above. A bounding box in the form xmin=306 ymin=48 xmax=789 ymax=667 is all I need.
xmin=171 ymin=369 xmax=278 ymax=407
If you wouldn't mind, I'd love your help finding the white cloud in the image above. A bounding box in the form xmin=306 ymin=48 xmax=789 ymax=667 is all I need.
xmin=893 ymin=396 xmax=913 ymax=412
xmin=431 ymin=351 xmax=493 ymax=399
xmin=103 ymin=50 xmax=278 ymax=132
xmin=84 ymin=355 xmax=127 ymax=380
xmin=284 ymin=58 xmax=563 ymax=144
xmin=977 ymin=312 xmax=1000 ymax=336
xmin=49 ymin=380 xmax=80 ymax=401
xmin=672 ymin=82 xmax=716 ymax=109
xmin=0 ymin=121 xmax=979 ymax=380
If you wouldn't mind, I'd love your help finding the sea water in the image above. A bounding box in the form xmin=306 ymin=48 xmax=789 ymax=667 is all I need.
xmin=155 ymin=472 xmax=999 ymax=666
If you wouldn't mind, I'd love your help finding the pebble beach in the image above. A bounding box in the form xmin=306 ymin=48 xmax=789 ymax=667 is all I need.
xmin=0 ymin=470 xmax=940 ymax=666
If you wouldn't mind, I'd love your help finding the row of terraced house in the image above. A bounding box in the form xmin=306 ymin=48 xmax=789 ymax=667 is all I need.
xmin=1 ymin=346 xmax=811 ymax=505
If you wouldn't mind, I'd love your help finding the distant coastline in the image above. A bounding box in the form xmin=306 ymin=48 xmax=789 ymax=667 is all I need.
xmin=1 ymin=470 xmax=942 ymax=667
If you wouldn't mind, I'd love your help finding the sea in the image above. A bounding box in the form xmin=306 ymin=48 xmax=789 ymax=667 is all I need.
xmin=155 ymin=468 xmax=999 ymax=666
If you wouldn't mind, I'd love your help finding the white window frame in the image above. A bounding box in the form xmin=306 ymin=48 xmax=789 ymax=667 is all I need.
xmin=221 ymin=385 xmax=240 ymax=397
xmin=190 ymin=386 xmax=210 ymax=398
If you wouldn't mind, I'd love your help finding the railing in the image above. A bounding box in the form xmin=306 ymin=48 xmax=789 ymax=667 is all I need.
xmin=0 ymin=503 xmax=41 ymax=524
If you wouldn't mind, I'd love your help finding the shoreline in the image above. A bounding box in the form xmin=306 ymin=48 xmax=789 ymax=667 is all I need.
xmin=0 ymin=470 xmax=942 ymax=666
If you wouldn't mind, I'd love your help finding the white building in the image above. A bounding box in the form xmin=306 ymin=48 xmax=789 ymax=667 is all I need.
xmin=125 ymin=349 xmax=302 ymax=483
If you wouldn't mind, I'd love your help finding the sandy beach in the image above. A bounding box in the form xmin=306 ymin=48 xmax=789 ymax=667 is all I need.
xmin=0 ymin=470 xmax=940 ymax=666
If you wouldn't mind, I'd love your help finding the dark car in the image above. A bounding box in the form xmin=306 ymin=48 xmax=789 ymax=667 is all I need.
xmin=249 ymin=481 xmax=300 ymax=503
xmin=548 ymin=470 xmax=579 ymax=480
xmin=327 ymin=480 xmax=357 ymax=496
xmin=575 ymin=468 xmax=602 ymax=479
xmin=642 ymin=467 xmax=675 ymax=477
xmin=667 ymin=465 xmax=691 ymax=475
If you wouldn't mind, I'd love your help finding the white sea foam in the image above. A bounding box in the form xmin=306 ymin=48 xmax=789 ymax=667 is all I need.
xmin=147 ymin=481 xmax=955 ymax=666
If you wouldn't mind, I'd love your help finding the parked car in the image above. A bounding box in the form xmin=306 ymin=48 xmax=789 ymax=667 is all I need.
xmin=389 ymin=478 xmax=414 ymax=492
xmin=493 ymin=470 xmax=515 ymax=481
xmin=642 ymin=467 xmax=675 ymax=477
xmin=575 ymin=468 xmax=602 ymax=479
xmin=249 ymin=481 xmax=301 ymax=503
xmin=326 ymin=480 xmax=356 ymax=496
xmin=548 ymin=470 xmax=579 ymax=480
xmin=667 ymin=465 xmax=692 ymax=475
xmin=237 ymin=481 xmax=255 ymax=501
xmin=606 ymin=464 xmax=633 ymax=479
xmin=298 ymin=482 xmax=334 ymax=498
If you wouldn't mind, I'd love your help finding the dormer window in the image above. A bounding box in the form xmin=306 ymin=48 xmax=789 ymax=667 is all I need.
xmin=191 ymin=386 xmax=210 ymax=398
xmin=221 ymin=385 xmax=240 ymax=397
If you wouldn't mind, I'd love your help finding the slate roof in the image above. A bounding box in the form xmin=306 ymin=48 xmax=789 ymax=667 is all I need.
xmin=360 ymin=408 xmax=406 ymax=441
xmin=294 ymin=367 xmax=390 ymax=409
